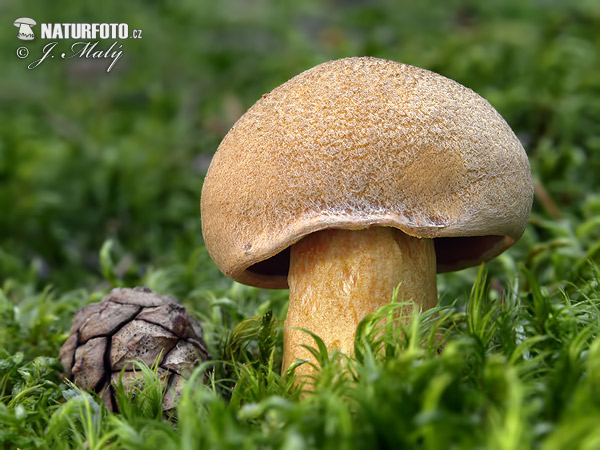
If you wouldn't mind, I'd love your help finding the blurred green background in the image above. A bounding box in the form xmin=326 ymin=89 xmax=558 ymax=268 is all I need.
xmin=1 ymin=0 xmax=599 ymax=297
xmin=2 ymin=3 xmax=600 ymax=446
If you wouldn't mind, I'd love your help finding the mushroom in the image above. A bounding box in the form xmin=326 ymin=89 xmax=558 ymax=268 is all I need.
xmin=13 ymin=17 xmax=36 ymax=41
xmin=201 ymin=57 xmax=533 ymax=377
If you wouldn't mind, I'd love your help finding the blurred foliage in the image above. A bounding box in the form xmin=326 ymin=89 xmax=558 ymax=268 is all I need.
xmin=0 ymin=0 xmax=598 ymax=293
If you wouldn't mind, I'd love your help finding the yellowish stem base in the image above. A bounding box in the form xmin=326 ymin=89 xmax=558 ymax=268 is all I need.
xmin=283 ymin=227 xmax=437 ymax=378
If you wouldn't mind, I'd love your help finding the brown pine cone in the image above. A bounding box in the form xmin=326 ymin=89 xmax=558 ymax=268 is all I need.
xmin=58 ymin=286 xmax=210 ymax=412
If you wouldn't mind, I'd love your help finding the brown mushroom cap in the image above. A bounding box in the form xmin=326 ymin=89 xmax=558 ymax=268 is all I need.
xmin=201 ymin=57 xmax=533 ymax=289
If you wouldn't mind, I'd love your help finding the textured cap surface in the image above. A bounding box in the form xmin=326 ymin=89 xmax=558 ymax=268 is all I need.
xmin=201 ymin=57 xmax=533 ymax=289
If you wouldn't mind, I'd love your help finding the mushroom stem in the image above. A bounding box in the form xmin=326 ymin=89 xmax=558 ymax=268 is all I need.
xmin=283 ymin=227 xmax=437 ymax=377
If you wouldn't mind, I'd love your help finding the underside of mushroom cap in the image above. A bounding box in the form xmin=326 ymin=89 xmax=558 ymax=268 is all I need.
xmin=201 ymin=57 xmax=533 ymax=289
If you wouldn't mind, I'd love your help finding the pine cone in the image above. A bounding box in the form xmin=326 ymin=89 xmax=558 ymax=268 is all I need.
xmin=58 ymin=286 xmax=210 ymax=412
